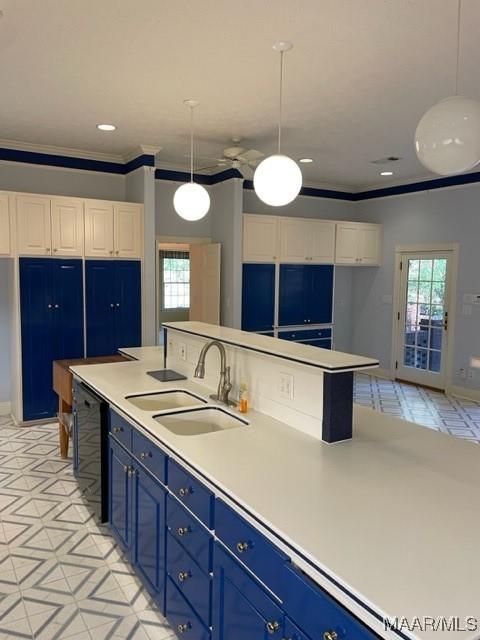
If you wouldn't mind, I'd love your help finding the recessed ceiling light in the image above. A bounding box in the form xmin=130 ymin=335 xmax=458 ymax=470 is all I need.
xmin=299 ymin=158 xmax=313 ymax=163
xmin=96 ymin=123 xmax=117 ymax=132
xmin=380 ymin=171 xmax=393 ymax=176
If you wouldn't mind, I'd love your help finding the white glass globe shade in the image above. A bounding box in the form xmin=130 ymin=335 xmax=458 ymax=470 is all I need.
xmin=415 ymin=95 xmax=480 ymax=175
xmin=173 ymin=182 xmax=210 ymax=221
xmin=253 ymin=154 xmax=302 ymax=206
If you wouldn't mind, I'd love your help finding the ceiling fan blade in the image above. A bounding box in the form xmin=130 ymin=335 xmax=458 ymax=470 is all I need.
xmin=223 ymin=146 xmax=246 ymax=160
xmin=195 ymin=163 xmax=223 ymax=172
xmin=238 ymin=149 xmax=264 ymax=163
xmin=239 ymin=165 xmax=255 ymax=179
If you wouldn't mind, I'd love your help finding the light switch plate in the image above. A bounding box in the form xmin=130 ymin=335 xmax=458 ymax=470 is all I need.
xmin=179 ymin=342 xmax=187 ymax=361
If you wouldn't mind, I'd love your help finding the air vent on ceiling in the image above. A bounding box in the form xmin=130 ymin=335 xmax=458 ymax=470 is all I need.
xmin=370 ymin=156 xmax=402 ymax=165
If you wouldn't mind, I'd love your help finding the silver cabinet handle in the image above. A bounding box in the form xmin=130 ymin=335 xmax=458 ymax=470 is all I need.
xmin=47 ymin=304 xmax=53 ymax=309
xmin=54 ymin=304 xmax=59 ymax=309
xmin=53 ymin=248 xmax=58 ymax=253
xmin=236 ymin=541 xmax=249 ymax=553
xmin=177 ymin=623 xmax=190 ymax=634
xmin=178 ymin=571 xmax=189 ymax=582
xmin=266 ymin=621 xmax=280 ymax=634
xmin=323 ymin=632 xmax=338 ymax=640
xmin=113 ymin=426 xmax=123 ymax=434
xmin=128 ymin=467 xmax=136 ymax=477
xmin=115 ymin=250 xmax=120 ymax=256
xmin=179 ymin=487 xmax=192 ymax=497
xmin=177 ymin=526 xmax=190 ymax=537
xmin=116 ymin=303 xmax=120 ymax=308
xmin=109 ymin=250 xmax=114 ymax=255
xmin=123 ymin=465 xmax=128 ymax=473
xmin=140 ymin=451 xmax=151 ymax=460
xmin=110 ymin=303 xmax=115 ymax=308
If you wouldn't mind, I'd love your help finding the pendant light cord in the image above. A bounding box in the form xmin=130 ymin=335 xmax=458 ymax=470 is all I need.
xmin=190 ymin=106 xmax=194 ymax=182
xmin=455 ymin=0 xmax=462 ymax=95
xmin=278 ymin=50 xmax=284 ymax=154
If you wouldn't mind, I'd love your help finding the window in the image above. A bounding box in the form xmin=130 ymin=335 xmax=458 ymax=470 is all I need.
xmin=161 ymin=250 xmax=190 ymax=309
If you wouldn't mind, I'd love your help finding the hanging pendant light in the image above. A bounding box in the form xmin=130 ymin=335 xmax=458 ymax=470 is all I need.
xmin=415 ymin=0 xmax=480 ymax=175
xmin=254 ymin=42 xmax=302 ymax=206
xmin=174 ymin=99 xmax=210 ymax=221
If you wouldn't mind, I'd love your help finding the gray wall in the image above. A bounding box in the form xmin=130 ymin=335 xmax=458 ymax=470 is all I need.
xmin=211 ymin=179 xmax=244 ymax=328
xmin=0 ymin=259 xmax=12 ymax=402
xmin=0 ymin=163 xmax=125 ymax=200
xmin=353 ymin=184 xmax=480 ymax=391
xmin=243 ymin=188 xmax=354 ymax=220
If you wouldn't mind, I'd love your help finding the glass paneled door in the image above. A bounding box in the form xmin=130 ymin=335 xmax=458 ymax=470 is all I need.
xmin=396 ymin=252 xmax=451 ymax=389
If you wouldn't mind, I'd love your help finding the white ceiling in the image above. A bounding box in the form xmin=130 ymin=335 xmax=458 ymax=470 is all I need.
xmin=0 ymin=0 xmax=479 ymax=189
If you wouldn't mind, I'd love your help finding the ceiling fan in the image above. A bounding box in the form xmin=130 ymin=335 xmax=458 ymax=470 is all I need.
xmin=196 ymin=138 xmax=264 ymax=179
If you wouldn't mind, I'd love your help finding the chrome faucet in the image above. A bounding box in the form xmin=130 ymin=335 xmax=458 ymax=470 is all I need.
xmin=194 ymin=340 xmax=235 ymax=407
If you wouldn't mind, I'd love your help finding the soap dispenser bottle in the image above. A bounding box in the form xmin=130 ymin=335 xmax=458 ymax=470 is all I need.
xmin=239 ymin=382 xmax=249 ymax=414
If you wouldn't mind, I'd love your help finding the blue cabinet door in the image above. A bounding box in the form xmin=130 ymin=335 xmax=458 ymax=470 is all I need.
xmin=242 ymin=264 xmax=275 ymax=332
xmin=306 ymin=265 xmax=333 ymax=325
xmin=52 ymin=259 xmax=84 ymax=360
xmin=279 ymin=265 xmax=305 ymax=326
xmin=132 ymin=465 xmax=166 ymax=607
xmin=108 ymin=437 xmax=132 ymax=552
xmin=114 ymin=260 xmax=142 ymax=350
xmin=283 ymin=620 xmax=311 ymax=640
xmin=212 ymin=543 xmax=284 ymax=640
xmin=20 ymin=258 xmax=57 ymax=420
xmin=86 ymin=260 xmax=116 ymax=356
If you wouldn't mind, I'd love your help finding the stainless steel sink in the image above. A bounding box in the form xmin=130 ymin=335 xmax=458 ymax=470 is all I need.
xmin=155 ymin=407 xmax=248 ymax=436
xmin=125 ymin=390 xmax=206 ymax=412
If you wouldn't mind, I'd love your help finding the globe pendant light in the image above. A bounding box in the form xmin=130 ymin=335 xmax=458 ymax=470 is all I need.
xmin=415 ymin=0 xmax=480 ymax=175
xmin=253 ymin=42 xmax=302 ymax=206
xmin=174 ymin=99 xmax=210 ymax=221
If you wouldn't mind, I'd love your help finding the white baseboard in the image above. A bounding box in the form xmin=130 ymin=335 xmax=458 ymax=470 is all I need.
xmin=446 ymin=385 xmax=480 ymax=402
xmin=0 ymin=401 xmax=11 ymax=416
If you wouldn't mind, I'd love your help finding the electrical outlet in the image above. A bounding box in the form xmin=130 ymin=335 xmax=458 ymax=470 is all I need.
xmin=460 ymin=368 xmax=467 ymax=380
xmin=179 ymin=342 xmax=187 ymax=361
xmin=279 ymin=373 xmax=294 ymax=400
xmin=467 ymin=368 xmax=475 ymax=380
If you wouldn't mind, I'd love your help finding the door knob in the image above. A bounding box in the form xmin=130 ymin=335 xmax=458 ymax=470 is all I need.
xmin=236 ymin=541 xmax=249 ymax=553
xmin=179 ymin=487 xmax=192 ymax=497
xmin=177 ymin=526 xmax=190 ymax=537
xmin=323 ymin=632 xmax=338 ymax=640
xmin=177 ymin=623 xmax=191 ymax=634
xmin=178 ymin=571 xmax=189 ymax=582
xmin=47 ymin=304 xmax=53 ymax=309
xmin=266 ymin=621 xmax=280 ymax=634
xmin=54 ymin=304 xmax=59 ymax=309
xmin=110 ymin=303 xmax=115 ymax=308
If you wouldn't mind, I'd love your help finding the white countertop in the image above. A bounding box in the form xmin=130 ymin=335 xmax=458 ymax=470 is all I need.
xmin=72 ymin=347 xmax=480 ymax=640
xmin=163 ymin=321 xmax=379 ymax=373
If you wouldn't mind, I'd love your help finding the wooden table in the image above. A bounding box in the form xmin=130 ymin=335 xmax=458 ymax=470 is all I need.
xmin=53 ymin=355 xmax=129 ymax=458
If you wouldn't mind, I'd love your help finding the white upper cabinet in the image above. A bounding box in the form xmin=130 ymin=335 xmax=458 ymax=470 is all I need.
xmin=280 ymin=218 xmax=335 ymax=263
xmin=84 ymin=201 xmax=114 ymax=257
xmin=51 ymin=198 xmax=84 ymax=256
xmin=335 ymin=222 xmax=382 ymax=265
xmin=113 ymin=203 xmax=143 ymax=258
xmin=16 ymin=195 xmax=52 ymax=256
xmin=243 ymin=214 xmax=279 ymax=262
xmin=0 ymin=193 xmax=11 ymax=256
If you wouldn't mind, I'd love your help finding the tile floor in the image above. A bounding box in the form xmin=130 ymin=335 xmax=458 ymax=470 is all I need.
xmin=1 ymin=374 xmax=479 ymax=638
xmin=354 ymin=374 xmax=480 ymax=443
xmin=0 ymin=414 xmax=175 ymax=640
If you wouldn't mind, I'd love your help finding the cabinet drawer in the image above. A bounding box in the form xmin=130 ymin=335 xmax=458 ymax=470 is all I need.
xmin=109 ymin=409 xmax=132 ymax=449
xmin=167 ymin=533 xmax=211 ymax=627
xmin=215 ymin=499 xmax=288 ymax=595
xmin=167 ymin=495 xmax=213 ymax=574
xmin=284 ymin=619 xmax=311 ymax=640
xmin=279 ymin=328 xmax=332 ymax=341
xmin=168 ymin=459 xmax=214 ymax=529
xmin=281 ymin=565 xmax=379 ymax=640
xmin=132 ymin=429 xmax=167 ymax=485
xmin=166 ymin=577 xmax=211 ymax=640
xmin=302 ymin=339 xmax=331 ymax=350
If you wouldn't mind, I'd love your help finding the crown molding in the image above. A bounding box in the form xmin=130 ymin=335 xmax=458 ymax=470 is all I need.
xmin=0 ymin=138 xmax=124 ymax=163
xmin=123 ymin=145 xmax=162 ymax=163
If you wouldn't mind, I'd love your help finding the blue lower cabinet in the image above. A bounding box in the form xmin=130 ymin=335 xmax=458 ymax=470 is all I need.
xmin=108 ymin=437 xmax=132 ymax=552
xmin=166 ymin=495 xmax=213 ymax=575
xmin=242 ymin=264 xmax=275 ymax=332
xmin=302 ymin=339 xmax=332 ymax=349
xmin=133 ymin=465 xmax=166 ymax=606
xmin=166 ymin=578 xmax=211 ymax=640
xmin=167 ymin=533 xmax=211 ymax=626
xmin=168 ymin=459 xmax=215 ymax=529
xmin=281 ymin=564 xmax=378 ymax=640
xmin=212 ymin=543 xmax=284 ymax=640
xmin=284 ymin=620 xmax=311 ymax=640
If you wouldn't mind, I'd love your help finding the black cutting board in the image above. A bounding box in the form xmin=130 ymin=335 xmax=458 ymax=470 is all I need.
xmin=147 ymin=369 xmax=187 ymax=382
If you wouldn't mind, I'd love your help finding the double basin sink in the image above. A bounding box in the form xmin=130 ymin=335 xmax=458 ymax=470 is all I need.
xmin=125 ymin=390 xmax=248 ymax=436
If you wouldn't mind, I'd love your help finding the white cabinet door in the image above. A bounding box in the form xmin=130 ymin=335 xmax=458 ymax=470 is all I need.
xmin=309 ymin=220 xmax=336 ymax=263
xmin=358 ymin=225 xmax=381 ymax=265
xmin=335 ymin=223 xmax=359 ymax=264
xmin=113 ymin=204 xmax=142 ymax=258
xmin=279 ymin=218 xmax=310 ymax=262
xmin=16 ymin=195 xmax=52 ymax=256
xmin=51 ymin=198 xmax=84 ymax=256
xmin=84 ymin=201 xmax=114 ymax=257
xmin=243 ymin=215 xmax=279 ymax=262
xmin=0 ymin=194 xmax=11 ymax=256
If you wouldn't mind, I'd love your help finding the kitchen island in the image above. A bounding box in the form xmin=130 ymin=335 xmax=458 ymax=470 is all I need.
xmin=71 ymin=324 xmax=480 ymax=640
